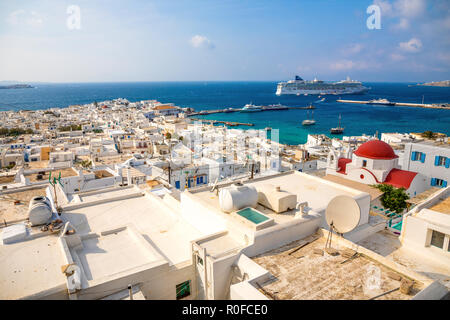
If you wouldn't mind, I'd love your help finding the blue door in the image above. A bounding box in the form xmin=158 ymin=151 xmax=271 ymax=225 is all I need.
xmin=175 ymin=181 xmax=180 ymax=189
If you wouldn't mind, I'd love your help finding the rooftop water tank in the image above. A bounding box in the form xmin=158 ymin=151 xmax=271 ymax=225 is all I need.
xmin=219 ymin=183 xmax=258 ymax=213
xmin=28 ymin=196 xmax=52 ymax=226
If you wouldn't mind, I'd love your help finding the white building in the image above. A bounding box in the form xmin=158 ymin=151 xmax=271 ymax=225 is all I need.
xmin=401 ymin=141 xmax=450 ymax=189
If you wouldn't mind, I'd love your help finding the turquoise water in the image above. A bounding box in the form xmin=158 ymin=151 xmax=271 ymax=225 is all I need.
xmin=1 ymin=82 xmax=449 ymax=145
xmin=236 ymin=208 xmax=269 ymax=224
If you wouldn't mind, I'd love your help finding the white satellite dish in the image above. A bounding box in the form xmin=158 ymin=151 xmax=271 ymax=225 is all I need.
xmin=325 ymin=195 xmax=361 ymax=234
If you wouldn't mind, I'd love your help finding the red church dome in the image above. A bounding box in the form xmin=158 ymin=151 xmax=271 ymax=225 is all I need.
xmin=354 ymin=140 xmax=398 ymax=160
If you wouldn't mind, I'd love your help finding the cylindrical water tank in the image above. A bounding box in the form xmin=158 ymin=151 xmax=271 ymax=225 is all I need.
xmin=219 ymin=183 xmax=258 ymax=213
xmin=28 ymin=196 xmax=52 ymax=226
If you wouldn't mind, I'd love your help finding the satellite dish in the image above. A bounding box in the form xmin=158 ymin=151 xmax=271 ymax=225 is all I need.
xmin=325 ymin=195 xmax=361 ymax=234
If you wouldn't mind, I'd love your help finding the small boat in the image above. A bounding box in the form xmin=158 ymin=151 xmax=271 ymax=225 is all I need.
xmin=302 ymin=110 xmax=316 ymax=126
xmin=223 ymin=108 xmax=234 ymax=113
xmin=330 ymin=114 xmax=344 ymax=134
xmin=240 ymin=103 xmax=263 ymax=113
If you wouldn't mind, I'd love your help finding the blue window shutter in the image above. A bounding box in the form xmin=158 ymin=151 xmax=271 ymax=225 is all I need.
xmin=204 ymin=176 xmax=207 ymax=184
xmin=431 ymin=178 xmax=436 ymax=186
xmin=443 ymin=180 xmax=448 ymax=188
xmin=411 ymin=152 xmax=416 ymax=161
xmin=420 ymin=153 xmax=426 ymax=163
xmin=435 ymin=156 xmax=440 ymax=166
xmin=445 ymin=158 xmax=450 ymax=169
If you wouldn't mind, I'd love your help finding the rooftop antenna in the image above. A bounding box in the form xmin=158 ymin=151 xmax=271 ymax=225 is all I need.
xmin=324 ymin=195 xmax=361 ymax=252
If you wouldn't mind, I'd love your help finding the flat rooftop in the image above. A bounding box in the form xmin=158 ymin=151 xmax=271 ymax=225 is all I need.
xmin=0 ymin=175 xmax=15 ymax=185
xmin=69 ymin=227 xmax=162 ymax=287
xmin=429 ymin=196 xmax=450 ymax=215
xmin=407 ymin=187 xmax=441 ymax=206
xmin=323 ymin=174 xmax=383 ymax=201
xmin=252 ymin=235 xmax=424 ymax=300
xmin=25 ymin=167 xmax=78 ymax=182
xmin=358 ymin=230 xmax=450 ymax=289
xmin=62 ymin=189 xmax=202 ymax=265
xmin=190 ymin=171 xmax=365 ymax=224
xmin=0 ymin=186 xmax=47 ymax=223
xmin=0 ymin=236 xmax=66 ymax=299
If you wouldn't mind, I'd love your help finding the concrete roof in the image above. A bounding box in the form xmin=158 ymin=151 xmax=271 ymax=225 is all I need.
xmin=191 ymin=171 xmax=366 ymax=225
xmin=358 ymin=230 xmax=450 ymax=289
xmin=323 ymin=174 xmax=383 ymax=201
xmin=62 ymin=190 xmax=202 ymax=265
xmin=0 ymin=186 xmax=47 ymax=223
xmin=429 ymin=197 xmax=450 ymax=215
xmin=0 ymin=236 xmax=66 ymax=299
xmin=253 ymin=236 xmax=424 ymax=300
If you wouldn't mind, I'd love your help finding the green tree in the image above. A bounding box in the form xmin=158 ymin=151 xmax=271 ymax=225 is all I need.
xmin=373 ymin=184 xmax=409 ymax=213
xmin=80 ymin=159 xmax=92 ymax=169
xmin=421 ymin=131 xmax=435 ymax=139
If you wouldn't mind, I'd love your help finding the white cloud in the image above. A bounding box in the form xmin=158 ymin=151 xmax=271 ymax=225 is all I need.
xmin=330 ymin=60 xmax=370 ymax=71
xmin=393 ymin=18 xmax=410 ymax=30
xmin=341 ymin=43 xmax=364 ymax=55
xmin=7 ymin=10 xmax=26 ymax=25
xmin=390 ymin=53 xmax=406 ymax=61
xmin=28 ymin=11 xmax=43 ymax=27
xmin=190 ymin=35 xmax=215 ymax=49
xmin=7 ymin=9 xmax=43 ymax=27
xmin=373 ymin=0 xmax=394 ymax=16
xmin=399 ymin=38 xmax=422 ymax=52
xmin=394 ymin=0 xmax=426 ymax=18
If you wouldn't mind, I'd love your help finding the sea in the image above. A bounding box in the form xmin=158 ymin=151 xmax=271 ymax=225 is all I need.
xmin=0 ymin=82 xmax=449 ymax=145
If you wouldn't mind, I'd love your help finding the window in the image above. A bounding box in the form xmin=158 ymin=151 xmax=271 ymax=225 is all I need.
xmin=197 ymin=255 xmax=203 ymax=266
xmin=431 ymin=178 xmax=447 ymax=188
xmin=435 ymin=155 xmax=448 ymax=167
xmin=176 ymin=280 xmax=191 ymax=300
xmin=430 ymin=230 xmax=445 ymax=249
xmin=411 ymin=152 xmax=426 ymax=163
xmin=362 ymin=160 xmax=367 ymax=167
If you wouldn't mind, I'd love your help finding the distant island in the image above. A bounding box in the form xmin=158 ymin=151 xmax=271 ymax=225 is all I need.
xmin=0 ymin=84 xmax=33 ymax=89
xmin=417 ymin=80 xmax=450 ymax=87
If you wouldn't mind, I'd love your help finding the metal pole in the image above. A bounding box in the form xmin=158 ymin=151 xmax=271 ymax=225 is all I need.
xmin=128 ymin=284 xmax=133 ymax=300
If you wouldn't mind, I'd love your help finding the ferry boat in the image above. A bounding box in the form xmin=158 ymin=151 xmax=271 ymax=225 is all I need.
xmin=330 ymin=114 xmax=344 ymax=134
xmin=262 ymin=103 xmax=289 ymax=111
xmin=302 ymin=110 xmax=316 ymax=126
xmin=240 ymin=103 xmax=263 ymax=113
xmin=276 ymin=76 xmax=369 ymax=96
xmin=366 ymin=98 xmax=396 ymax=106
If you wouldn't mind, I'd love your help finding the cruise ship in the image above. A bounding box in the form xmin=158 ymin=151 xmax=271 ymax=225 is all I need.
xmin=276 ymin=76 xmax=369 ymax=96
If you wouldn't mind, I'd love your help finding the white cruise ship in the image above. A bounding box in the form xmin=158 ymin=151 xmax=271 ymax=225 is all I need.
xmin=276 ymin=76 xmax=369 ymax=96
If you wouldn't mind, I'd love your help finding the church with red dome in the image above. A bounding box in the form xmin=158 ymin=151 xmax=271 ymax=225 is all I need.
xmin=326 ymin=139 xmax=427 ymax=197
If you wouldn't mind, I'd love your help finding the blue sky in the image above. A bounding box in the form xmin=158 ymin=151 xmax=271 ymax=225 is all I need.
xmin=0 ymin=0 xmax=449 ymax=82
